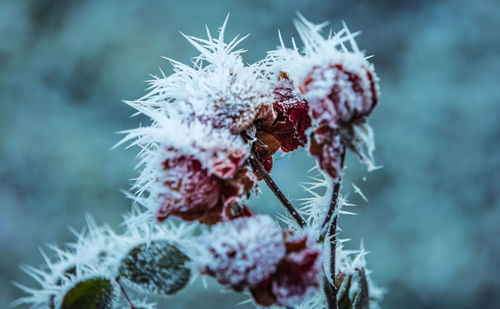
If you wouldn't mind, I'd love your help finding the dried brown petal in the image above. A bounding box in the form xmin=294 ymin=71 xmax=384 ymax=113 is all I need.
xmin=308 ymin=126 xmax=344 ymax=180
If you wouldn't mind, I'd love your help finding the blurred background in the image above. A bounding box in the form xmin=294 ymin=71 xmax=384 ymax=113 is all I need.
xmin=1 ymin=0 xmax=499 ymax=308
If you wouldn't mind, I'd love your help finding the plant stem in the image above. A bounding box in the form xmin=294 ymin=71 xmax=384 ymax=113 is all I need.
xmin=323 ymin=149 xmax=346 ymax=309
xmin=249 ymin=149 xmax=306 ymax=228
xmin=115 ymin=276 xmax=136 ymax=309
xmin=320 ymin=180 xmax=342 ymax=237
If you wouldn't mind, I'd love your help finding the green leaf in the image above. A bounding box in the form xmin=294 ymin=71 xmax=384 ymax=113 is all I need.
xmin=119 ymin=240 xmax=191 ymax=296
xmin=337 ymin=268 xmax=370 ymax=309
xmin=338 ymin=274 xmax=353 ymax=309
xmin=353 ymin=268 xmax=370 ymax=309
xmin=61 ymin=277 xmax=114 ymax=309
xmin=49 ymin=266 xmax=77 ymax=309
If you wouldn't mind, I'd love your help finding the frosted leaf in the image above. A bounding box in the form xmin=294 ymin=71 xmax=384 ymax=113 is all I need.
xmin=61 ymin=277 xmax=115 ymax=309
xmin=119 ymin=240 xmax=191 ymax=296
xmin=196 ymin=215 xmax=286 ymax=288
xmin=12 ymin=217 xmax=120 ymax=309
xmin=13 ymin=262 xmax=117 ymax=309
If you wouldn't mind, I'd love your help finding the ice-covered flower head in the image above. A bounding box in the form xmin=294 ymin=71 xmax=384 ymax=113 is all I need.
xmin=266 ymin=14 xmax=381 ymax=179
xmin=135 ymin=14 xmax=273 ymax=135
xmin=269 ymin=14 xmax=379 ymax=128
xmin=196 ymin=215 xmax=322 ymax=307
xmin=119 ymin=109 xmax=256 ymax=224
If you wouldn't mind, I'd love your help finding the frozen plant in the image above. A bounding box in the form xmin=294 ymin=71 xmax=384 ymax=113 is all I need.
xmin=14 ymin=14 xmax=384 ymax=309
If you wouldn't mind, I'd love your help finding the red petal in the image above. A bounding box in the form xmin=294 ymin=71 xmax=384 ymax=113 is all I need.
xmin=308 ymin=126 xmax=344 ymax=180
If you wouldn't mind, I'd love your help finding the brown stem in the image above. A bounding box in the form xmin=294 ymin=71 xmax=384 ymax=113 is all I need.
xmin=248 ymin=148 xmax=306 ymax=228
xmin=323 ymin=148 xmax=346 ymax=309
xmin=323 ymin=276 xmax=337 ymax=309
xmin=320 ymin=149 xmax=346 ymax=237
xmin=320 ymin=180 xmax=342 ymax=238
xmin=115 ymin=276 xmax=136 ymax=309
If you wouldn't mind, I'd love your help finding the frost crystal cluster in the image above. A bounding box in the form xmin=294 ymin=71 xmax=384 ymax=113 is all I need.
xmin=15 ymin=14 xmax=384 ymax=309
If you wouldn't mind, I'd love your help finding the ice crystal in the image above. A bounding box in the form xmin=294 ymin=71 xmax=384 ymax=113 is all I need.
xmin=129 ymin=15 xmax=273 ymax=135
xmin=298 ymin=165 xmax=335 ymax=235
xmin=287 ymin=292 xmax=327 ymax=309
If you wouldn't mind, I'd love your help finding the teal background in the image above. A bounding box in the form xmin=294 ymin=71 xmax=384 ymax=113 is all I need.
xmin=1 ymin=0 xmax=499 ymax=308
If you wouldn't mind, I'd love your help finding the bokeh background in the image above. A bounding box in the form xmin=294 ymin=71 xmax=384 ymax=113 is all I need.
xmin=1 ymin=0 xmax=499 ymax=308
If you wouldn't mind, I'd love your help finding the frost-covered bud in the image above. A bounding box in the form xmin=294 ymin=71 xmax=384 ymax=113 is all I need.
xmin=196 ymin=215 xmax=322 ymax=307
xmin=299 ymin=62 xmax=378 ymax=128
xmin=197 ymin=215 xmax=286 ymax=289
xmin=309 ymin=126 xmax=344 ymax=180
